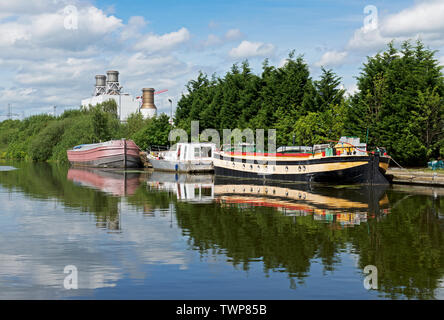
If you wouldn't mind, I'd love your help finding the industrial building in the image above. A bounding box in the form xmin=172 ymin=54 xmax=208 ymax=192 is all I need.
xmin=81 ymin=70 xmax=157 ymax=122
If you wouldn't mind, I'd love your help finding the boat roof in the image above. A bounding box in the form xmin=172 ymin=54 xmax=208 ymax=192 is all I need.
xmin=174 ymin=142 xmax=215 ymax=146
xmin=277 ymin=146 xmax=313 ymax=152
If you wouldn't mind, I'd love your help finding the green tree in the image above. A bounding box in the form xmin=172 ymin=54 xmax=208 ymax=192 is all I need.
xmin=132 ymin=114 xmax=172 ymax=150
xmin=347 ymin=40 xmax=444 ymax=165
xmin=313 ymin=67 xmax=345 ymax=112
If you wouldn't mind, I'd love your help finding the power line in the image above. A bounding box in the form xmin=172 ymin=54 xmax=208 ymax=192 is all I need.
xmin=0 ymin=104 xmax=20 ymax=120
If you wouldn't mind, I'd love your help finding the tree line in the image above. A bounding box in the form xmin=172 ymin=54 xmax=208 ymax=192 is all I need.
xmin=175 ymin=41 xmax=444 ymax=166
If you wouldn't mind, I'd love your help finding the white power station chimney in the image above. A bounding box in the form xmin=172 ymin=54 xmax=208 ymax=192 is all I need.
xmin=94 ymin=75 xmax=107 ymax=96
xmin=106 ymin=70 xmax=121 ymax=95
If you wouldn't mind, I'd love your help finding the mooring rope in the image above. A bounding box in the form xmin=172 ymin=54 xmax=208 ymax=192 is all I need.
xmin=390 ymin=156 xmax=408 ymax=171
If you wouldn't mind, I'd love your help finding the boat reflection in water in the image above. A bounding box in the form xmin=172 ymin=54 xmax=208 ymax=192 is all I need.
xmin=146 ymin=172 xmax=396 ymax=296
xmin=214 ymin=177 xmax=389 ymax=226
xmin=67 ymin=168 xmax=142 ymax=197
xmin=145 ymin=172 xmax=389 ymax=227
xmin=146 ymin=171 xmax=215 ymax=203
xmin=67 ymin=168 xmax=143 ymax=230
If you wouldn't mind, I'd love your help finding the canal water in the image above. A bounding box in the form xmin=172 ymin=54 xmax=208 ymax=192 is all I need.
xmin=0 ymin=161 xmax=443 ymax=300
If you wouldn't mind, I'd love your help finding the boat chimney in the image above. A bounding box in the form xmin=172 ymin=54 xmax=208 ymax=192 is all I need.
xmin=140 ymin=88 xmax=157 ymax=118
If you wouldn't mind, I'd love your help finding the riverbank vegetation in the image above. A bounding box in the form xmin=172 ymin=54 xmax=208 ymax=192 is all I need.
xmin=0 ymin=101 xmax=172 ymax=163
xmin=0 ymin=40 xmax=442 ymax=166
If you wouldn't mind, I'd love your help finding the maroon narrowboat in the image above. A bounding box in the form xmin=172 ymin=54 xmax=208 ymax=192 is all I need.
xmin=67 ymin=139 xmax=142 ymax=168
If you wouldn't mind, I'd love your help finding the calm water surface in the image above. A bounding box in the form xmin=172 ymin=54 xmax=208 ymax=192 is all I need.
xmin=0 ymin=161 xmax=443 ymax=300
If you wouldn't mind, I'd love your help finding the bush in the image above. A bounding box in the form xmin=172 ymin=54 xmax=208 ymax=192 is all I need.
xmin=124 ymin=112 xmax=146 ymax=138
xmin=51 ymin=115 xmax=95 ymax=163
xmin=29 ymin=119 xmax=72 ymax=161
xmin=2 ymin=114 xmax=55 ymax=159
xmin=59 ymin=108 xmax=84 ymax=119
xmin=132 ymin=114 xmax=172 ymax=150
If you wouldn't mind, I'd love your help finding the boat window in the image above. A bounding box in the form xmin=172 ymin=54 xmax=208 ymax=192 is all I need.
xmin=201 ymin=187 xmax=212 ymax=197
xmin=277 ymin=146 xmax=313 ymax=153
xmin=194 ymin=147 xmax=201 ymax=158
xmin=183 ymin=146 xmax=188 ymax=159
xmin=313 ymin=144 xmax=330 ymax=154
xmin=201 ymin=146 xmax=212 ymax=158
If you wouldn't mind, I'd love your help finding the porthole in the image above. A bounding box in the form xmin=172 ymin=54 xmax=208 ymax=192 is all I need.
xmin=285 ymin=166 xmax=289 ymax=172
xmin=298 ymin=166 xmax=302 ymax=172
xmin=303 ymin=165 xmax=306 ymax=172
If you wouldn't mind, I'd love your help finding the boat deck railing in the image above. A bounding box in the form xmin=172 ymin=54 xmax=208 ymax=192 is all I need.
xmin=147 ymin=145 xmax=170 ymax=153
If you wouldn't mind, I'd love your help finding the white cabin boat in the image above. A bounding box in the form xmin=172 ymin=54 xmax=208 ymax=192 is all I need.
xmin=147 ymin=143 xmax=215 ymax=172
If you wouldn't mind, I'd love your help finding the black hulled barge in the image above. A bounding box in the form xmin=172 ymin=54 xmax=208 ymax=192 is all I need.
xmin=213 ymin=137 xmax=391 ymax=185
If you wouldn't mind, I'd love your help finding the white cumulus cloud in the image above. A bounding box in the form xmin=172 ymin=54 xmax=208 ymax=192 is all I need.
xmin=229 ymin=40 xmax=275 ymax=59
xmin=0 ymin=1 xmax=197 ymax=115
xmin=382 ymin=0 xmax=444 ymax=37
xmin=347 ymin=0 xmax=444 ymax=51
xmin=134 ymin=27 xmax=190 ymax=53
xmin=224 ymin=29 xmax=243 ymax=41
xmin=315 ymin=51 xmax=348 ymax=67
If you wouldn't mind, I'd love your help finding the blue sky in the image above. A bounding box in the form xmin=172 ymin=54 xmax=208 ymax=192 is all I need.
xmin=1 ymin=0 xmax=443 ymax=117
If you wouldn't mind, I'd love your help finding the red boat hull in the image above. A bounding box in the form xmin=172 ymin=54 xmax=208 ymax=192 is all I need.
xmin=67 ymin=140 xmax=142 ymax=168
xmin=67 ymin=168 xmax=141 ymax=196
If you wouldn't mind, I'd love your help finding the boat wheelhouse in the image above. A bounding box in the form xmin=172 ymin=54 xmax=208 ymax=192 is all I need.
xmin=147 ymin=142 xmax=215 ymax=172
